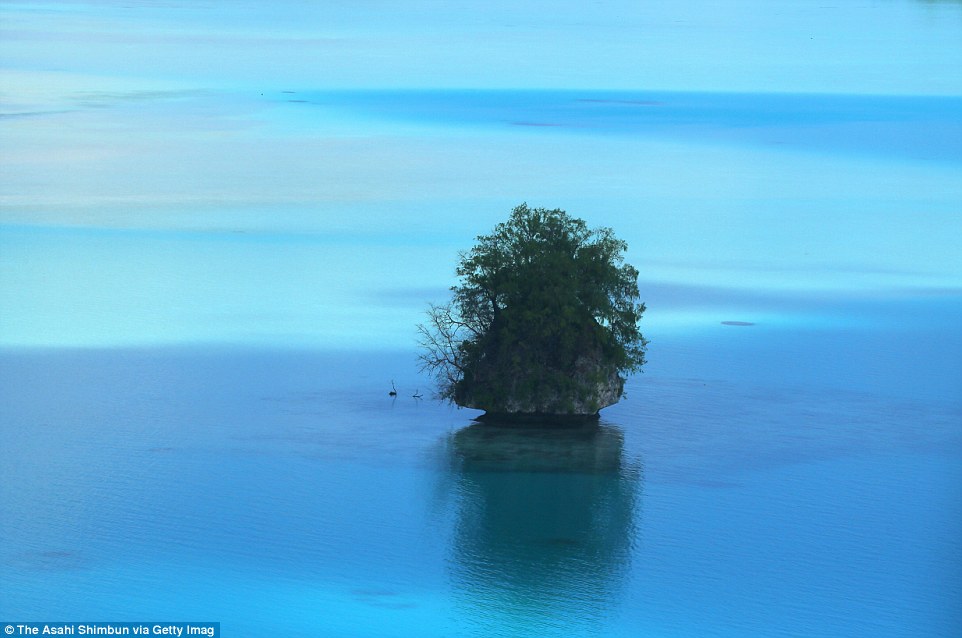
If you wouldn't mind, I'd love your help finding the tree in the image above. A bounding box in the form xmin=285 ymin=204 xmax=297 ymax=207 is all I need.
xmin=417 ymin=204 xmax=647 ymax=417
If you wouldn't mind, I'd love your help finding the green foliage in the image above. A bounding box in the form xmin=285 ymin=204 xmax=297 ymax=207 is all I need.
xmin=418 ymin=204 xmax=647 ymax=409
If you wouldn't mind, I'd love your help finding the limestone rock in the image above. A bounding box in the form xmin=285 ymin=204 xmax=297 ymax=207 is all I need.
xmin=454 ymin=349 xmax=625 ymax=421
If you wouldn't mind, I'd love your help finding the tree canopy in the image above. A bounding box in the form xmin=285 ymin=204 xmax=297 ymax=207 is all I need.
xmin=418 ymin=204 xmax=647 ymax=416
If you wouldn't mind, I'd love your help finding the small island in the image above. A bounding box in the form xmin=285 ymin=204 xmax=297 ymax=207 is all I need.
xmin=418 ymin=204 xmax=648 ymax=423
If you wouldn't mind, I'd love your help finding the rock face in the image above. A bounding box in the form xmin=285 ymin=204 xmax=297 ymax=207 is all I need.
xmin=454 ymin=349 xmax=625 ymax=422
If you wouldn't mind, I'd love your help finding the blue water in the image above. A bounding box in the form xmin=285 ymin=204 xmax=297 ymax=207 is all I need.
xmin=3 ymin=88 xmax=961 ymax=348
xmin=3 ymin=93 xmax=962 ymax=637
xmin=3 ymin=1 xmax=962 ymax=634
xmin=2 ymin=295 xmax=960 ymax=635
xmin=286 ymin=90 xmax=962 ymax=164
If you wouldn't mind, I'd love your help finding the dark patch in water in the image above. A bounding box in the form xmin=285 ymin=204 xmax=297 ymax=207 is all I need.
xmin=543 ymin=536 xmax=582 ymax=547
xmin=721 ymin=321 xmax=755 ymax=326
xmin=451 ymin=422 xmax=627 ymax=473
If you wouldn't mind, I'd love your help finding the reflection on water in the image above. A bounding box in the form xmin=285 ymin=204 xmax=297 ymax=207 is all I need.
xmin=444 ymin=422 xmax=642 ymax=636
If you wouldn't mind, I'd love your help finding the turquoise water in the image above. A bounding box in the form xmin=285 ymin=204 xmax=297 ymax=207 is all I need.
xmin=3 ymin=1 xmax=962 ymax=634
xmin=3 ymin=87 xmax=962 ymax=634
xmin=2 ymin=305 xmax=960 ymax=635
xmin=3 ymin=89 xmax=961 ymax=348
xmin=3 ymin=90 xmax=962 ymax=638
xmin=288 ymin=90 xmax=962 ymax=163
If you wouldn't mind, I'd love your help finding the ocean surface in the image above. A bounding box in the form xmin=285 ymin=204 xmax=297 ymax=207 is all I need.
xmin=3 ymin=89 xmax=962 ymax=636
xmin=1 ymin=309 xmax=960 ymax=636
xmin=3 ymin=1 xmax=962 ymax=635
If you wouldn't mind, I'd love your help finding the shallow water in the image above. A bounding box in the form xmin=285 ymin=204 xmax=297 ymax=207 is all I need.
xmin=3 ymin=87 xmax=961 ymax=350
